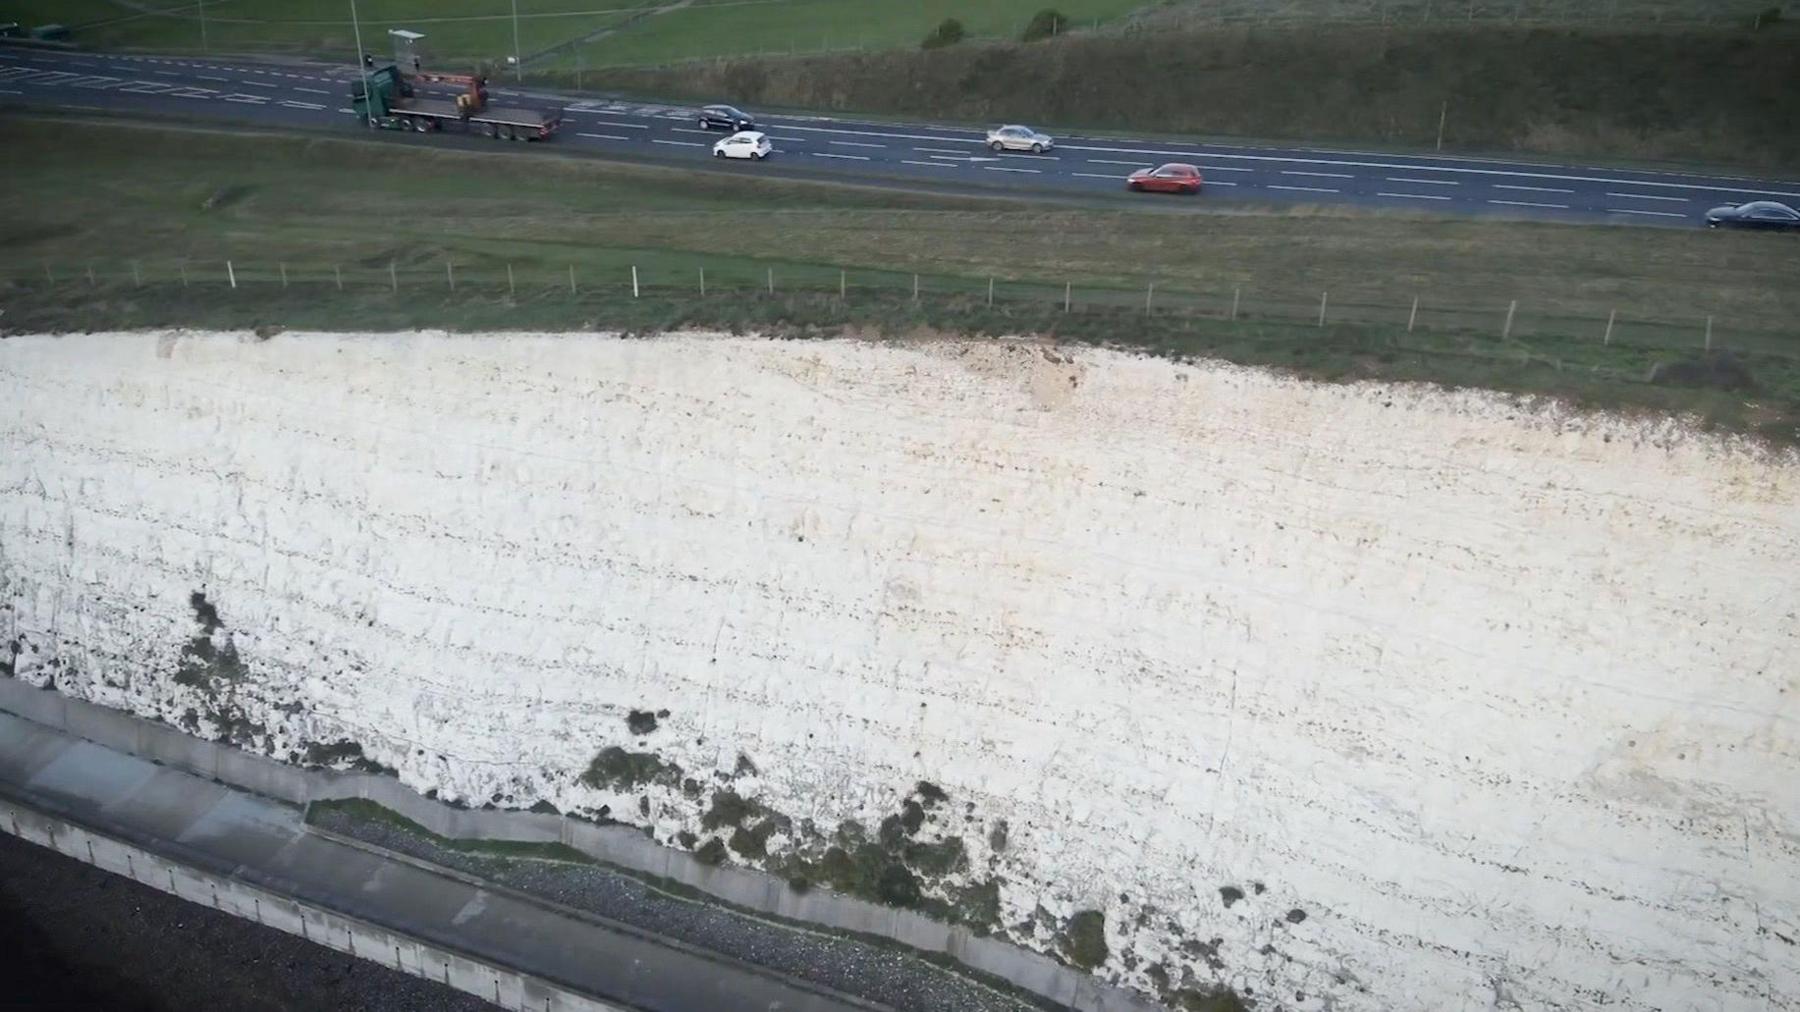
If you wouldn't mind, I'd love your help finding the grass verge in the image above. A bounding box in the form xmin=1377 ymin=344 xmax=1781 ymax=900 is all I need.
xmin=2 ymin=113 xmax=1796 ymax=446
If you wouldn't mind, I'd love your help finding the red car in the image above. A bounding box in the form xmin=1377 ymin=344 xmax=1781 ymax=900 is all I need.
xmin=1127 ymin=163 xmax=1203 ymax=194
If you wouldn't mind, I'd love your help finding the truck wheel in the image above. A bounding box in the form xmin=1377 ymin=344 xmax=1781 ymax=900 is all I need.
xmin=486 ymin=123 xmax=500 ymax=139
xmin=413 ymin=118 xmax=429 ymax=133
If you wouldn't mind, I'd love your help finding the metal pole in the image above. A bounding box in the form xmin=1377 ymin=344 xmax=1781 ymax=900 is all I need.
xmin=631 ymin=265 xmax=639 ymax=297
xmin=913 ymin=273 xmax=919 ymax=302
xmin=180 ymin=262 xmax=188 ymax=287
xmin=1231 ymin=286 xmax=1239 ymax=321
xmin=1705 ymin=315 xmax=1713 ymax=351
xmin=1318 ymin=290 xmax=1328 ymax=327
xmin=43 ymin=263 xmax=53 ymax=286
xmin=699 ymin=267 xmax=705 ymax=296
xmin=227 ymin=260 xmax=236 ymax=289
xmin=839 ymin=269 xmax=845 ymax=300
xmin=1064 ymin=281 xmax=1071 ymax=313
xmin=1603 ymin=308 xmax=1615 ymax=345
xmin=568 ymin=264 xmax=576 ymax=294
xmin=1145 ymin=281 xmax=1153 ymax=314
xmin=1503 ymin=299 xmax=1516 ymax=338
xmin=132 ymin=261 xmax=141 ymax=287
xmin=987 ymin=277 xmax=994 ymax=307
xmin=767 ymin=267 xmax=773 ymax=294
xmin=507 ymin=263 xmax=515 ymax=296
xmin=348 ymin=0 xmax=372 ymax=129
xmin=1408 ymin=295 xmax=1418 ymax=332
xmin=511 ymin=0 xmax=523 ymax=82
xmin=389 ymin=261 xmax=396 ymax=292
xmin=87 ymin=264 xmax=96 ymax=286
xmin=1435 ymin=100 xmax=1447 ymax=152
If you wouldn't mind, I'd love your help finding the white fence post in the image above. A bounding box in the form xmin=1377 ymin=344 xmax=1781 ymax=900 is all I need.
xmin=1145 ymin=281 xmax=1154 ymax=314
xmin=568 ymin=265 xmax=576 ymax=294
xmin=1408 ymin=295 xmax=1419 ymax=332
xmin=631 ymin=264 xmax=639 ymax=298
xmin=699 ymin=267 xmax=706 ymax=297
xmin=1064 ymin=281 xmax=1071 ymax=313
xmin=1231 ymin=286 xmax=1240 ymax=321
xmin=227 ymin=260 xmax=237 ymax=289
xmin=839 ymin=269 xmax=845 ymax=300
xmin=389 ymin=261 xmax=397 ymax=292
xmin=987 ymin=276 xmax=994 ymax=307
xmin=280 ymin=262 xmax=288 ymax=289
xmin=914 ymin=273 xmax=920 ymax=302
xmin=1503 ymin=299 xmax=1516 ymax=338
xmin=1318 ymin=290 xmax=1328 ymax=327
xmin=446 ymin=262 xmax=455 ymax=291
xmin=507 ymin=263 xmax=515 ymax=296
xmin=1603 ymin=308 xmax=1616 ymax=345
xmin=132 ymin=261 xmax=142 ymax=287
xmin=1704 ymin=315 xmax=1713 ymax=351
xmin=334 ymin=264 xmax=343 ymax=291
xmin=179 ymin=262 xmax=188 ymax=288
xmin=767 ymin=267 xmax=774 ymax=294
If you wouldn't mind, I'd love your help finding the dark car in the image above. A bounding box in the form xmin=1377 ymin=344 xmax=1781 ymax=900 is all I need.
xmin=697 ymin=104 xmax=756 ymax=131
xmin=1128 ymin=163 xmax=1204 ymax=195
xmin=1703 ymin=200 xmax=1800 ymax=231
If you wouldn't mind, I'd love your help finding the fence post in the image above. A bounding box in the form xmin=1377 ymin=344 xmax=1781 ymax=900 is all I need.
xmin=1231 ymin=286 xmax=1240 ymax=321
xmin=132 ymin=261 xmax=142 ymax=287
xmin=280 ymin=262 xmax=288 ymax=289
xmin=1502 ymin=299 xmax=1516 ymax=338
xmin=1064 ymin=281 xmax=1071 ymax=313
xmin=1145 ymin=281 xmax=1154 ymax=314
xmin=44 ymin=263 xmax=53 ymax=286
xmin=507 ymin=263 xmax=515 ymax=296
xmin=446 ymin=262 xmax=455 ymax=291
xmin=987 ymin=277 xmax=994 ymax=307
xmin=1317 ymin=290 xmax=1328 ymax=327
xmin=1704 ymin=315 xmax=1713 ymax=351
xmin=227 ymin=260 xmax=237 ymax=289
xmin=1435 ymin=100 xmax=1447 ymax=152
xmin=631 ymin=264 xmax=639 ymax=298
xmin=390 ymin=261 xmax=397 ymax=293
xmin=699 ymin=267 xmax=706 ymax=297
xmin=767 ymin=267 xmax=774 ymax=295
xmin=839 ymin=269 xmax=845 ymax=301
xmin=87 ymin=263 xmax=96 ymax=286
xmin=914 ymin=273 xmax=920 ymax=303
xmin=1603 ymin=308 xmax=1615 ymax=345
xmin=569 ymin=265 xmax=576 ymax=294
xmin=334 ymin=265 xmax=343 ymax=291
xmin=180 ymin=262 xmax=188 ymax=288
xmin=1408 ymin=295 xmax=1418 ymax=332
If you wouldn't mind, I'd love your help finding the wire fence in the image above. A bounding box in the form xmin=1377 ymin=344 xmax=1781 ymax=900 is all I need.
xmin=6 ymin=258 xmax=1787 ymax=363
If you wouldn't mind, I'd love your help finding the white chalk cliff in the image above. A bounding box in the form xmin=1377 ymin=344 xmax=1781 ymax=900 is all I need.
xmin=2 ymin=331 xmax=1795 ymax=1011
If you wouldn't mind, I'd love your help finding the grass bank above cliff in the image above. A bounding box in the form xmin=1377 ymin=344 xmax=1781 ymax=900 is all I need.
xmin=572 ymin=24 xmax=1800 ymax=170
xmin=2 ymin=114 xmax=1796 ymax=445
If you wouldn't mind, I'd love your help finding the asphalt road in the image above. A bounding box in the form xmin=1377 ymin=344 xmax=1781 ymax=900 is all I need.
xmin=5 ymin=45 xmax=1798 ymax=227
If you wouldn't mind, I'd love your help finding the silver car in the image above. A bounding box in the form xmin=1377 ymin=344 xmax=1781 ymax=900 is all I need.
xmin=986 ymin=124 xmax=1054 ymax=153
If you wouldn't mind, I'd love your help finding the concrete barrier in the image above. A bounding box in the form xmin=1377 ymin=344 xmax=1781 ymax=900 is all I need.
xmin=0 ymin=679 xmax=1159 ymax=1012
xmin=0 ymin=796 xmax=629 ymax=1012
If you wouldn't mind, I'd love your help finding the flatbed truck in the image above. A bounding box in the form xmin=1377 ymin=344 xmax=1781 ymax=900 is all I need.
xmin=350 ymin=65 xmax=561 ymax=141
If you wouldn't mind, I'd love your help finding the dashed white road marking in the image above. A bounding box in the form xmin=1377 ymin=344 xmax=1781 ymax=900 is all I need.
xmin=812 ymin=152 xmax=870 ymax=160
xmin=902 ymin=159 xmax=958 ymax=168
xmin=1378 ymin=191 xmax=1453 ymax=201
xmin=1087 ymin=158 xmax=1151 ymax=166
xmin=294 ymin=86 xmax=330 ymax=95
xmin=830 ymin=140 xmax=885 ymax=149
xmin=1489 ymin=199 xmax=1569 ymax=209
xmin=1283 ymin=170 xmax=1354 ymax=179
xmin=984 ymin=165 xmax=1041 ymax=174
xmin=651 ymin=139 xmax=703 ymax=147
xmin=669 ymin=127 xmax=711 ymax=135
xmin=1072 ymin=172 xmax=1120 ymax=179
xmin=153 ymin=70 xmax=179 ymax=77
xmin=1197 ymin=165 xmax=1253 ymax=173
xmin=913 ymin=146 xmax=963 ymax=154
xmin=241 ymin=80 xmax=278 ymax=89
xmin=1606 ymin=192 xmax=1690 ymax=203
xmin=1608 ymin=207 xmax=1687 ymax=218
xmin=280 ymin=100 xmax=326 ymax=110
xmin=1268 ymin=184 xmax=1339 ymax=193
xmin=580 ymin=119 xmax=649 ymax=129
xmin=1494 ymin=183 xmax=1575 ymax=194
xmin=1386 ymin=177 xmax=1458 ymax=186
xmin=199 ymin=74 xmax=229 ymax=82
xmin=577 ymin=132 xmax=628 ymax=140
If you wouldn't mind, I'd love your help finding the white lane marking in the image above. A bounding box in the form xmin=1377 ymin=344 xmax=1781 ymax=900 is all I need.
xmin=281 ymin=100 xmax=326 ymax=110
xmin=581 ymin=119 xmax=649 ymax=129
xmin=1387 ymin=177 xmax=1458 ymax=186
xmin=154 ymin=70 xmax=179 ymax=77
xmin=760 ymin=122 xmax=981 ymax=146
xmin=1058 ymin=141 xmax=1800 ymax=200
xmin=1378 ymin=191 xmax=1453 ymax=200
xmin=651 ymin=139 xmax=704 ymax=147
xmin=913 ymin=146 xmax=964 ymax=154
xmin=0 ymin=88 xmax=20 ymax=95
xmin=1606 ymin=192 xmax=1690 ymax=203
xmin=812 ymin=152 xmax=870 ymax=160
xmin=902 ymin=159 xmax=958 ymax=168
xmin=669 ymin=127 xmax=712 ymax=135
xmin=1198 ymin=165 xmax=1253 ymax=173
xmin=119 ymin=82 xmax=179 ymax=94
xmin=1494 ymin=183 xmax=1575 ymax=194
xmin=1088 ymin=158 xmax=1152 ymax=166
xmin=1000 ymin=153 xmax=1059 ymax=160
xmin=1072 ymin=172 xmax=1120 ymax=179
xmin=338 ymin=107 xmax=355 ymax=113
xmin=1489 ymin=199 xmax=1569 ymax=209
xmin=1608 ymin=208 xmax=1687 ymax=218
xmin=578 ymin=132 xmax=628 ymax=140
xmin=830 ymin=140 xmax=885 ymax=148
xmin=199 ymin=74 xmax=229 ymax=82
xmin=1203 ymin=180 xmax=1237 ymax=186
xmin=169 ymin=87 xmax=215 ymax=98
xmin=64 ymin=75 xmax=122 ymax=88
xmin=242 ymin=80 xmax=279 ymax=89
xmin=223 ymin=94 xmax=269 ymax=104
xmin=294 ymin=86 xmax=330 ymax=95
xmin=1283 ymin=170 xmax=1354 ymax=178
xmin=985 ymin=165 xmax=1041 ymax=174
xmin=1268 ymin=184 xmax=1338 ymax=193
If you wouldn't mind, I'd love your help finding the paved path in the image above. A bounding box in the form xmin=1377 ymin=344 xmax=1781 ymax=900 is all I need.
xmin=0 ymin=710 xmax=877 ymax=1012
xmin=2 ymin=45 xmax=1795 ymax=227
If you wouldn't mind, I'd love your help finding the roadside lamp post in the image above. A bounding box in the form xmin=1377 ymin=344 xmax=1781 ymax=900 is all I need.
xmin=511 ymin=0 xmax=523 ymax=82
xmin=197 ymin=0 xmax=207 ymax=54
xmin=349 ymin=0 xmax=373 ymax=127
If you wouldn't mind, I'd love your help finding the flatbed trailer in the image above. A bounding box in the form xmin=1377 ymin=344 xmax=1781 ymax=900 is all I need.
xmin=350 ymin=64 xmax=561 ymax=142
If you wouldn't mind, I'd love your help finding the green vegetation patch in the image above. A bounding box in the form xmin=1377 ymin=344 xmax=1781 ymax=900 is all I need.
xmin=307 ymin=797 xmax=596 ymax=863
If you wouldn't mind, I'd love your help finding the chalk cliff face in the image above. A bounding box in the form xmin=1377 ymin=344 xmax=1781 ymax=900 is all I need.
xmin=2 ymin=331 xmax=1795 ymax=1010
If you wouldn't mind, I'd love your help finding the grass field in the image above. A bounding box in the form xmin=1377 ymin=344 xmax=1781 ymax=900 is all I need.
xmin=2 ymin=114 xmax=1796 ymax=444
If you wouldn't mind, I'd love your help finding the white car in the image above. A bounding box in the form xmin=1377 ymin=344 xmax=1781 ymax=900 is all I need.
xmin=986 ymin=124 xmax=1054 ymax=153
xmin=713 ymin=130 xmax=772 ymax=160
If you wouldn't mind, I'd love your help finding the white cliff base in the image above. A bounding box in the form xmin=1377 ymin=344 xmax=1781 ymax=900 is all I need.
xmin=2 ymin=331 xmax=1796 ymax=1011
